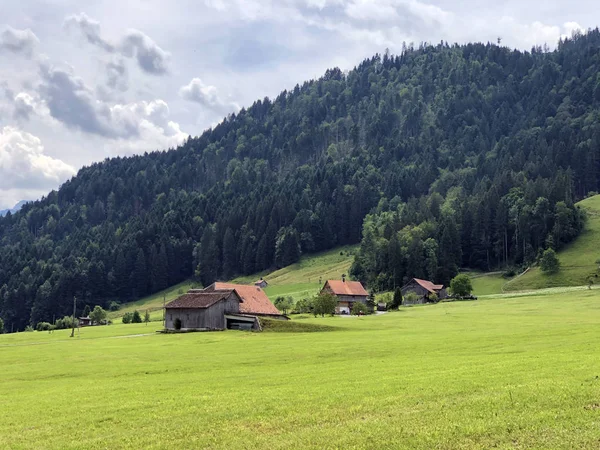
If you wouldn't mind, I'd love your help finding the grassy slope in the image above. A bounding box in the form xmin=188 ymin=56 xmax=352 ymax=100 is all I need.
xmin=233 ymin=245 xmax=357 ymax=302
xmin=506 ymin=194 xmax=600 ymax=291
xmin=3 ymin=290 xmax=600 ymax=449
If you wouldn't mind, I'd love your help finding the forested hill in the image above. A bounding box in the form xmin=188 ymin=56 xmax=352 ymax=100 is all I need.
xmin=2 ymin=32 xmax=600 ymax=330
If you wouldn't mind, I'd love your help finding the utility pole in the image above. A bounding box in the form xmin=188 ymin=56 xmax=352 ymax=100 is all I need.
xmin=70 ymin=296 xmax=76 ymax=338
xmin=163 ymin=294 xmax=166 ymax=331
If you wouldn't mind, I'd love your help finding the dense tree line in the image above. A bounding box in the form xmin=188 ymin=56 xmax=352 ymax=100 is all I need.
xmin=2 ymin=30 xmax=600 ymax=330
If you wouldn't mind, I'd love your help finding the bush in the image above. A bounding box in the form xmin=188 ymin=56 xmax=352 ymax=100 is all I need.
xmin=24 ymin=326 xmax=34 ymax=332
xmin=36 ymin=322 xmax=54 ymax=331
xmin=540 ymin=248 xmax=560 ymax=274
xmin=89 ymin=305 xmax=107 ymax=325
xmin=312 ymin=292 xmax=337 ymax=317
xmin=292 ymin=298 xmax=312 ymax=314
xmin=404 ymin=292 xmax=420 ymax=304
xmin=122 ymin=312 xmax=134 ymax=324
xmin=55 ymin=316 xmax=73 ymax=329
xmin=109 ymin=301 xmax=120 ymax=311
xmin=502 ymin=268 xmax=517 ymax=278
xmin=274 ymin=296 xmax=294 ymax=315
xmin=177 ymin=288 xmax=184 ymax=295
xmin=351 ymin=302 xmax=368 ymax=315
xmin=132 ymin=310 xmax=142 ymax=323
xmin=450 ymin=274 xmax=473 ymax=297
xmin=428 ymin=293 xmax=439 ymax=303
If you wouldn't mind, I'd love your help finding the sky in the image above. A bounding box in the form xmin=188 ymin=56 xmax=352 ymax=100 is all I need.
xmin=0 ymin=0 xmax=595 ymax=208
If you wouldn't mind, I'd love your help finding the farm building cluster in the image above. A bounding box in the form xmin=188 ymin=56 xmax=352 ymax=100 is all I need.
xmin=164 ymin=273 xmax=449 ymax=331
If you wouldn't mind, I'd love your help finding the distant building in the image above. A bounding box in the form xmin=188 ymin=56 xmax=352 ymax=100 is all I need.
xmin=164 ymin=282 xmax=286 ymax=332
xmin=321 ymin=276 xmax=369 ymax=314
xmin=78 ymin=317 xmax=92 ymax=327
xmin=254 ymin=278 xmax=268 ymax=288
xmin=401 ymin=278 xmax=447 ymax=304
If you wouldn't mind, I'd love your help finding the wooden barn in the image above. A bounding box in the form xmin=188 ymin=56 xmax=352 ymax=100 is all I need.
xmin=165 ymin=290 xmax=259 ymax=331
xmin=401 ymin=278 xmax=447 ymax=304
xmin=321 ymin=276 xmax=369 ymax=314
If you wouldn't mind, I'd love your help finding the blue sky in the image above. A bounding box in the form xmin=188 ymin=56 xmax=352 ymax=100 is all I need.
xmin=0 ymin=0 xmax=594 ymax=208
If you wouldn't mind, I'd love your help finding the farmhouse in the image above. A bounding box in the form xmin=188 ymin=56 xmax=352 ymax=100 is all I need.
xmin=321 ymin=277 xmax=369 ymax=314
xmin=401 ymin=278 xmax=447 ymax=304
xmin=254 ymin=278 xmax=268 ymax=288
xmin=165 ymin=289 xmax=260 ymax=331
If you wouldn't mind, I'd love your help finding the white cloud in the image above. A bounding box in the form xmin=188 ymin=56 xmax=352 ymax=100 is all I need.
xmin=179 ymin=77 xmax=240 ymax=114
xmin=64 ymin=13 xmax=115 ymax=52
xmin=0 ymin=126 xmax=75 ymax=190
xmin=13 ymin=92 xmax=37 ymax=120
xmin=121 ymin=29 xmax=170 ymax=75
xmin=0 ymin=26 xmax=39 ymax=57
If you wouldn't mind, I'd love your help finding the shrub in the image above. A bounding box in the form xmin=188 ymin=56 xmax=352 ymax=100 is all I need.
xmin=274 ymin=296 xmax=294 ymax=315
xmin=55 ymin=316 xmax=73 ymax=329
xmin=109 ymin=301 xmax=120 ymax=311
xmin=144 ymin=310 xmax=151 ymax=323
xmin=502 ymin=268 xmax=517 ymax=278
xmin=122 ymin=312 xmax=134 ymax=324
xmin=312 ymin=292 xmax=337 ymax=317
xmin=293 ymin=298 xmax=312 ymax=314
xmin=36 ymin=322 xmax=54 ymax=331
xmin=24 ymin=326 xmax=34 ymax=332
xmin=132 ymin=310 xmax=142 ymax=323
xmin=351 ymin=302 xmax=368 ymax=315
xmin=450 ymin=274 xmax=473 ymax=297
xmin=89 ymin=306 xmax=107 ymax=325
xmin=429 ymin=293 xmax=439 ymax=303
xmin=540 ymin=249 xmax=560 ymax=274
xmin=177 ymin=288 xmax=184 ymax=295
xmin=391 ymin=288 xmax=402 ymax=309
xmin=404 ymin=292 xmax=420 ymax=304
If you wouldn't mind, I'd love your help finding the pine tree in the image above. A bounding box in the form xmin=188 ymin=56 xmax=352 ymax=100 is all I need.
xmin=134 ymin=249 xmax=147 ymax=298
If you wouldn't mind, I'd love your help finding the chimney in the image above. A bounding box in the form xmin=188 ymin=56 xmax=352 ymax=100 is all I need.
xmin=342 ymin=274 xmax=346 ymax=283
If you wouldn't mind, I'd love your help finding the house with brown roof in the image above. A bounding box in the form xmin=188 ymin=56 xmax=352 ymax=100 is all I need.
xmin=321 ymin=276 xmax=369 ymax=314
xmin=204 ymin=282 xmax=285 ymax=319
xmin=401 ymin=278 xmax=447 ymax=304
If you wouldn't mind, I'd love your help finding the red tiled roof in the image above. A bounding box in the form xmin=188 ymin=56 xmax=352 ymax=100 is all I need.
xmin=324 ymin=280 xmax=368 ymax=296
xmin=412 ymin=278 xmax=444 ymax=294
xmin=165 ymin=291 xmax=236 ymax=309
xmin=206 ymin=282 xmax=282 ymax=316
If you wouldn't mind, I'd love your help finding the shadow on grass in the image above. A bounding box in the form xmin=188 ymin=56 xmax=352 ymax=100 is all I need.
xmin=259 ymin=317 xmax=341 ymax=332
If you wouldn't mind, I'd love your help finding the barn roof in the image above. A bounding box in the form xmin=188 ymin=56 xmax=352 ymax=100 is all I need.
xmin=165 ymin=290 xmax=238 ymax=309
xmin=412 ymin=278 xmax=444 ymax=294
xmin=325 ymin=280 xmax=368 ymax=296
xmin=206 ymin=282 xmax=282 ymax=316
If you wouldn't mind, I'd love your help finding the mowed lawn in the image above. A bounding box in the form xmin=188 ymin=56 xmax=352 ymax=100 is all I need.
xmin=2 ymin=292 xmax=600 ymax=449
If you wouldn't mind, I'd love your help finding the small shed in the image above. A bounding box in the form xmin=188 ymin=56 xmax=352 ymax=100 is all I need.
xmin=254 ymin=278 xmax=268 ymax=288
xmin=78 ymin=317 xmax=92 ymax=327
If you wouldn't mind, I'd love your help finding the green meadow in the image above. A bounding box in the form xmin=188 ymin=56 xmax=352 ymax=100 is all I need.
xmin=2 ymin=289 xmax=600 ymax=449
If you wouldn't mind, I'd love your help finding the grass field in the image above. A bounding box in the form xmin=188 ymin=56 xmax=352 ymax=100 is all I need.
xmin=506 ymin=195 xmax=600 ymax=291
xmin=2 ymin=289 xmax=600 ymax=449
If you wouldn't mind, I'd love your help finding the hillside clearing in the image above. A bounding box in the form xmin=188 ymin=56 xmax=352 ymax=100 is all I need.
xmin=2 ymin=290 xmax=600 ymax=449
xmin=506 ymin=195 xmax=600 ymax=291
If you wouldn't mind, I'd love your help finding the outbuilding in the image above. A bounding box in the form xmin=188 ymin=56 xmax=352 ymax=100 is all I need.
xmin=321 ymin=276 xmax=369 ymax=314
xmin=165 ymin=290 xmax=260 ymax=331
